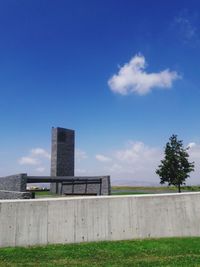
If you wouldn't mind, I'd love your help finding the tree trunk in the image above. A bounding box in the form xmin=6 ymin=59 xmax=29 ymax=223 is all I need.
xmin=178 ymin=184 xmax=181 ymax=193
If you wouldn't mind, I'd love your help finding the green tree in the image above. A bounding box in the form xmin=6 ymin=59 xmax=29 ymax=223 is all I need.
xmin=156 ymin=134 xmax=194 ymax=193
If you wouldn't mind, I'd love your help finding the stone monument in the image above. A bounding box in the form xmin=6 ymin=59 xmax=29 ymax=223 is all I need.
xmin=50 ymin=127 xmax=75 ymax=193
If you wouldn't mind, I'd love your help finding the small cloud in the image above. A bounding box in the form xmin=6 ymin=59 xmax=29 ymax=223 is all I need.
xmin=18 ymin=157 xmax=39 ymax=166
xmin=95 ymin=154 xmax=112 ymax=162
xmin=115 ymin=141 xmax=160 ymax=164
xmin=187 ymin=142 xmax=196 ymax=149
xmin=95 ymin=141 xmax=162 ymax=183
xmin=173 ymin=9 xmax=200 ymax=45
xmin=18 ymin=147 xmax=50 ymax=166
xmin=108 ymin=163 xmax=122 ymax=172
xmin=75 ymin=149 xmax=88 ymax=161
xmin=108 ymin=54 xmax=180 ymax=95
xmin=31 ymin=148 xmax=51 ymax=159
xmin=188 ymin=142 xmax=200 ymax=159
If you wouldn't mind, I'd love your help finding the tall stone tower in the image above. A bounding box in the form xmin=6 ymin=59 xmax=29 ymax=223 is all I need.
xmin=50 ymin=127 xmax=75 ymax=193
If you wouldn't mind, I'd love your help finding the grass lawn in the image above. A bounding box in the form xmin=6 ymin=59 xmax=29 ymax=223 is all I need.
xmin=1 ymin=237 xmax=200 ymax=266
xmin=33 ymin=186 xmax=200 ymax=198
xmin=35 ymin=186 xmax=200 ymax=199
xmin=111 ymin=191 xmax=150 ymax=195
xmin=112 ymin=185 xmax=200 ymax=195
xmin=34 ymin=191 xmax=58 ymax=198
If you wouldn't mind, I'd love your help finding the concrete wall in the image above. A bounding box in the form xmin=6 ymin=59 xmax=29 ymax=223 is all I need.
xmin=0 ymin=192 xmax=200 ymax=247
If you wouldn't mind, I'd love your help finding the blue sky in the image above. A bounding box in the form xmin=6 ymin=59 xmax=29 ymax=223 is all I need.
xmin=1 ymin=0 xmax=200 ymax=185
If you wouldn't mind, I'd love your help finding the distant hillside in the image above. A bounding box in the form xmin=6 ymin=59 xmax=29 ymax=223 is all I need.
xmin=112 ymin=179 xmax=161 ymax=187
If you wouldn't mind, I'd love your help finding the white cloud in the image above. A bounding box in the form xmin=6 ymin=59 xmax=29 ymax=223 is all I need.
xmin=115 ymin=141 xmax=160 ymax=164
xmin=108 ymin=163 xmax=122 ymax=172
xmin=173 ymin=10 xmax=199 ymax=45
xmin=18 ymin=157 xmax=39 ymax=166
xmin=188 ymin=142 xmax=200 ymax=160
xmin=18 ymin=148 xmax=50 ymax=166
xmin=17 ymin=147 xmax=51 ymax=176
xmin=95 ymin=154 xmax=112 ymax=162
xmin=75 ymin=149 xmax=89 ymax=176
xmin=185 ymin=142 xmax=200 ymax=184
xmin=31 ymin=148 xmax=51 ymax=159
xmin=188 ymin=142 xmax=196 ymax=149
xmin=95 ymin=140 xmax=200 ymax=185
xmin=111 ymin=141 xmax=162 ymax=180
xmin=75 ymin=149 xmax=88 ymax=161
xmin=94 ymin=141 xmax=162 ymax=184
xmin=108 ymin=54 xmax=180 ymax=95
xmin=175 ymin=16 xmax=196 ymax=40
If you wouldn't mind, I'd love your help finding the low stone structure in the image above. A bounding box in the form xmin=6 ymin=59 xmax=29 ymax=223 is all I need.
xmin=0 ymin=173 xmax=111 ymax=198
xmin=0 ymin=174 xmax=31 ymax=199
xmin=0 ymin=190 xmax=32 ymax=199
xmin=28 ymin=175 xmax=111 ymax=195
xmin=0 ymin=174 xmax=27 ymax=192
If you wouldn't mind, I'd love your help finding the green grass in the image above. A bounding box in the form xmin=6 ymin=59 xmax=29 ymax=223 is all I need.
xmin=112 ymin=185 xmax=200 ymax=191
xmin=112 ymin=186 xmax=173 ymax=191
xmin=1 ymin=237 xmax=200 ymax=266
xmin=112 ymin=191 xmax=150 ymax=195
xmin=111 ymin=185 xmax=200 ymax=195
xmin=34 ymin=186 xmax=200 ymax=198
xmin=34 ymin=191 xmax=58 ymax=198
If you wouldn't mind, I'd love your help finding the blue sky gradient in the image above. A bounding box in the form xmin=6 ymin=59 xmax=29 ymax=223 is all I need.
xmin=1 ymin=0 xmax=200 ymax=185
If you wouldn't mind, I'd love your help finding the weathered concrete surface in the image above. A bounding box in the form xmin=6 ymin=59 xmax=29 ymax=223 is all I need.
xmin=0 ymin=192 xmax=200 ymax=247
xmin=0 ymin=200 xmax=48 ymax=247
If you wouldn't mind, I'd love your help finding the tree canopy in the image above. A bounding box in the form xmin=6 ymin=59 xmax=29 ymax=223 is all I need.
xmin=156 ymin=134 xmax=194 ymax=192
